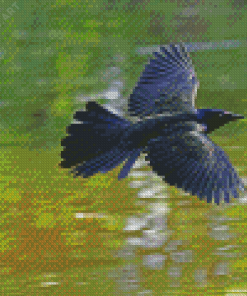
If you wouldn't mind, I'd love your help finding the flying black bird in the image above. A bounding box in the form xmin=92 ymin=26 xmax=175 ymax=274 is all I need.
xmin=60 ymin=43 xmax=245 ymax=204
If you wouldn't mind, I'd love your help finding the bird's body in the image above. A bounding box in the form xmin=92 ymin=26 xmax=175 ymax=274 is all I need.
xmin=61 ymin=43 xmax=245 ymax=204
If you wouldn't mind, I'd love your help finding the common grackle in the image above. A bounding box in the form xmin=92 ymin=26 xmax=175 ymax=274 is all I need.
xmin=60 ymin=44 xmax=245 ymax=204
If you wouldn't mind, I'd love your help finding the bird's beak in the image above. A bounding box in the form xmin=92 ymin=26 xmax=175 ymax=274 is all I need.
xmin=232 ymin=113 xmax=245 ymax=121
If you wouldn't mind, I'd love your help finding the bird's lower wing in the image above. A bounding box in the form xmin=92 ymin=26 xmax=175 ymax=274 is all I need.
xmin=145 ymin=125 xmax=245 ymax=204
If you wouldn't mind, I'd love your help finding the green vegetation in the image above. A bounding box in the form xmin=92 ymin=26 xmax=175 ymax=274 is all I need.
xmin=0 ymin=0 xmax=246 ymax=294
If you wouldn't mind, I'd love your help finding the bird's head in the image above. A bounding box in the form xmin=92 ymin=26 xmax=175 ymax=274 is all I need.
xmin=197 ymin=109 xmax=245 ymax=134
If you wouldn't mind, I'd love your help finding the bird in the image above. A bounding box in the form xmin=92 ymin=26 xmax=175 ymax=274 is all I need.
xmin=60 ymin=43 xmax=245 ymax=204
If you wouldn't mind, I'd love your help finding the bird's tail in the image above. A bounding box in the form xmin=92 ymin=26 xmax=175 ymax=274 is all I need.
xmin=60 ymin=102 xmax=142 ymax=178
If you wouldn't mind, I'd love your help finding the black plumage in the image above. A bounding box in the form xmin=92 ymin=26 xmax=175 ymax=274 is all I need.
xmin=60 ymin=43 xmax=245 ymax=204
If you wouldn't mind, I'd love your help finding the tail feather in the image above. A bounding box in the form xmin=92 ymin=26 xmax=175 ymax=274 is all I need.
xmin=72 ymin=146 xmax=135 ymax=178
xmin=73 ymin=101 xmax=130 ymax=127
xmin=118 ymin=148 xmax=142 ymax=180
xmin=60 ymin=102 xmax=136 ymax=178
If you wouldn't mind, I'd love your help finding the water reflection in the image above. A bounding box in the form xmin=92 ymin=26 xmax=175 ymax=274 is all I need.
xmin=110 ymin=263 xmax=141 ymax=292
xmin=194 ymin=268 xmax=208 ymax=287
xmin=107 ymin=150 xmax=247 ymax=294
xmin=143 ymin=254 xmax=167 ymax=270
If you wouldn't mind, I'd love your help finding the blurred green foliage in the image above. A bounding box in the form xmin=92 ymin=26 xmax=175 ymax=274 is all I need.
xmin=0 ymin=0 xmax=246 ymax=293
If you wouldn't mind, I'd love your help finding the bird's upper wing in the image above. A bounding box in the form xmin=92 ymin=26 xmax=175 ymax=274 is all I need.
xmin=128 ymin=43 xmax=199 ymax=118
xmin=145 ymin=122 xmax=245 ymax=204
